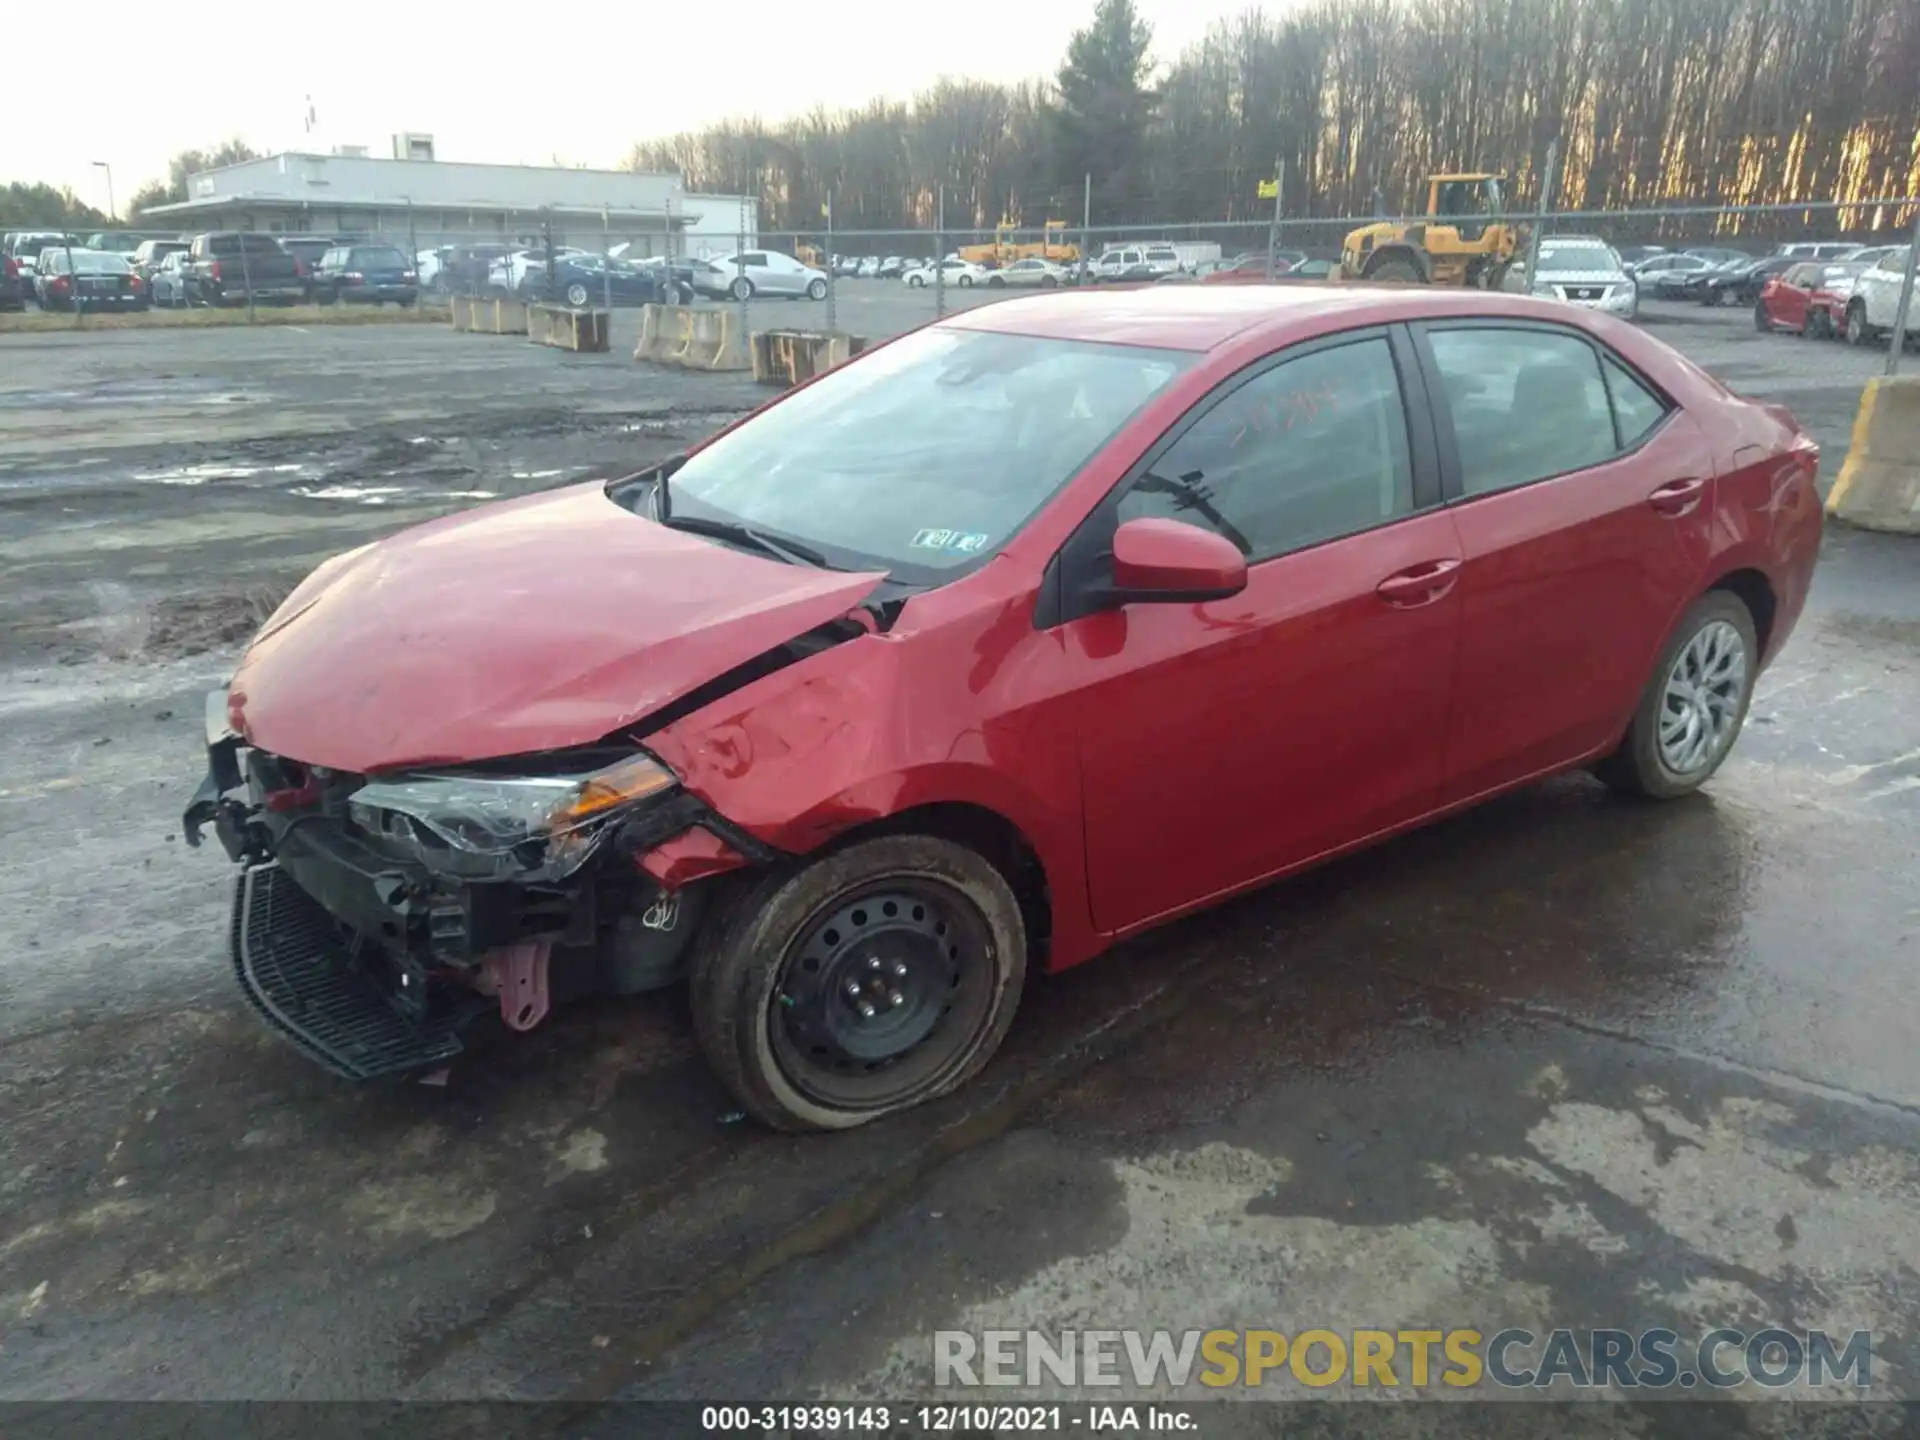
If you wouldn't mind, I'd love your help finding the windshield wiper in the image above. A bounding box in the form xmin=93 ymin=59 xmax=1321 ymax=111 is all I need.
xmin=659 ymin=513 xmax=833 ymax=568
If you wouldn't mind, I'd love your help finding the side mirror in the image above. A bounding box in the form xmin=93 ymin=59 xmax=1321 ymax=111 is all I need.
xmin=1108 ymin=517 xmax=1247 ymax=604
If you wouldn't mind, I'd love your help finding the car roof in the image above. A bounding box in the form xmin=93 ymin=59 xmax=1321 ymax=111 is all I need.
xmin=941 ymin=283 xmax=1614 ymax=352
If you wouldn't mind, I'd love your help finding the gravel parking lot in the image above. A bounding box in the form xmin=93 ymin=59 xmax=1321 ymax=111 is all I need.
xmin=1 ymin=293 xmax=1916 ymax=1423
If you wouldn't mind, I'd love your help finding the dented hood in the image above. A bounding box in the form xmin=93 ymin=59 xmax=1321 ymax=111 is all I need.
xmin=229 ymin=483 xmax=884 ymax=773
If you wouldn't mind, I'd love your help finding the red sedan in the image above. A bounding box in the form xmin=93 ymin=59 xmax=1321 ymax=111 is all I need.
xmin=185 ymin=286 xmax=1822 ymax=1128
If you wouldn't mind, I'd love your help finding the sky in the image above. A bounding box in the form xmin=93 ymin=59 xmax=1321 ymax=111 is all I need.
xmin=4 ymin=0 xmax=1230 ymax=211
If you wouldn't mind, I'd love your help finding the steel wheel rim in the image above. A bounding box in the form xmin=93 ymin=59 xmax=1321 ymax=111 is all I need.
xmin=768 ymin=877 xmax=996 ymax=1111
xmin=1658 ymin=619 xmax=1747 ymax=776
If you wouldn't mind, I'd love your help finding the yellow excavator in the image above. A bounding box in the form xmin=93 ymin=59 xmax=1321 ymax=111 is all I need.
xmin=1340 ymin=174 xmax=1520 ymax=287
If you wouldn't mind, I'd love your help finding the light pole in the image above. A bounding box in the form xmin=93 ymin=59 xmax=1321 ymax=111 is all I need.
xmin=92 ymin=161 xmax=115 ymax=223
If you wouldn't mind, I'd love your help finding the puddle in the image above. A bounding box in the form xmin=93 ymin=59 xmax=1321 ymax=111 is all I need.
xmin=289 ymin=484 xmax=409 ymax=505
xmin=132 ymin=463 xmax=307 ymax=485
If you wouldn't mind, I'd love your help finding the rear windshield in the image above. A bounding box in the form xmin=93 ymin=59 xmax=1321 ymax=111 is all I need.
xmin=207 ymin=234 xmax=288 ymax=257
xmin=13 ymin=235 xmax=70 ymax=255
xmin=352 ymin=247 xmax=407 ymax=268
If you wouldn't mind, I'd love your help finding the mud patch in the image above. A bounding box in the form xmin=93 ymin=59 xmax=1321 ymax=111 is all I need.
xmin=140 ymin=590 xmax=284 ymax=660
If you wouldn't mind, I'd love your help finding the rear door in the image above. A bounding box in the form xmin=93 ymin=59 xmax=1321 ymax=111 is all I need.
xmin=1062 ymin=327 xmax=1465 ymax=932
xmin=1415 ymin=321 xmax=1717 ymax=803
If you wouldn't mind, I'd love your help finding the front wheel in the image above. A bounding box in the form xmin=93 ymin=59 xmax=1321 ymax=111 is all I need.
xmin=987 ymin=275 xmax=1005 ymax=288
xmin=1365 ymin=256 xmax=1422 ymax=284
xmin=1845 ymin=302 xmax=1877 ymax=347
xmin=729 ymin=276 xmax=753 ymax=302
xmin=806 ymin=277 xmax=827 ymax=300
xmin=689 ymin=834 xmax=1027 ymax=1131
xmin=565 ymin=282 xmax=590 ymax=307
xmin=1754 ymin=301 xmax=1772 ymax=332
xmin=1596 ymin=591 xmax=1757 ymax=800
xmin=957 ymin=274 xmax=974 ymax=288
xmin=907 ymin=274 xmax=924 ymax=288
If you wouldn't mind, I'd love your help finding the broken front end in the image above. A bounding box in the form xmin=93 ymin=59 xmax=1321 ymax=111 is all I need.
xmin=182 ymin=690 xmax=761 ymax=1079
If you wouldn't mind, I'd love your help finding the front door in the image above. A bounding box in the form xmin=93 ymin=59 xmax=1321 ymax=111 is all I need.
xmin=1064 ymin=330 xmax=1465 ymax=934
xmin=1415 ymin=322 xmax=1719 ymax=803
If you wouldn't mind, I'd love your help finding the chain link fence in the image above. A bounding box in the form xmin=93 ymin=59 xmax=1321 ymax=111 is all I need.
xmin=14 ymin=194 xmax=1918 ymax=371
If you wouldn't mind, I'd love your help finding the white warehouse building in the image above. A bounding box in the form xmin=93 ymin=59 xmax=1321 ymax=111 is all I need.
xmin=141 ymin=142 xmax=758 ymax=260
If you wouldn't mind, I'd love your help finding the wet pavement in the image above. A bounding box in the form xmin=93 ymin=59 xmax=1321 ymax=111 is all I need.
xmin=0 ymin=302 xmax=1916 ymax=1422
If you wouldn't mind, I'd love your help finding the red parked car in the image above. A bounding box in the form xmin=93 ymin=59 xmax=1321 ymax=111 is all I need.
xmin=1756 ymin=261 xmax=1828 ymax=335
xmin=184 ymin=286 xmax=1822 ymax=1129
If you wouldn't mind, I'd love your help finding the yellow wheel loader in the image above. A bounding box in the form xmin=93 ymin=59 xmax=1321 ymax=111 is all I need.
xmin=1340 ymin=174 xmax=1520 ymax=288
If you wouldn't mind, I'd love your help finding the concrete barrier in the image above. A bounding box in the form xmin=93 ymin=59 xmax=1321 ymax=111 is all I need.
xmin=633 ymin=304 xmax=749 ymax=371
xmin=527 ymin=304 xmax=610 ymax=353
xmin=1827 ymin=376 xmax=1920 ymax=535
xmin=750 ymin=329 xmax=868 ymax=388
xmin=449 ymin=294 xmax=529 ymax=335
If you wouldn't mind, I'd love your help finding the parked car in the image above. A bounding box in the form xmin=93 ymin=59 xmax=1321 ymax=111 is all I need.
xmin=877 ymin=256 xmax=906 ymax=279
xmin=1674 ymin=257 xmax=1749 ymax=303
xmin=1842 ymin=246 xmax=1917 ymax=347
xmin=280 ymin=236 xmax=344 ymax=273
xmin=435 ymin=244 xmax=513 ymax=294
xmin=1628 ymin=253 xmax=1710 ymax=298
xmin=1772 ymin=242 xmax=1861 ymax=262
xmin=524 ymin=254 xmax=675 ymax=307
xmin=311 ymin=243 xmax=419 ymax=305
xmin=5 ymin=231 xmax=75 ymax=288
xmin=856 ymin=256 xmax=880 ymax=278
xmin=489 ymin=248 xmax=590 ymax=293
xmin=129 ymin=238 xmax=190 ymax=282
xmin=902 ymin=257 xmax=987 ymax=289
xmin=1697 ymin=255 xmax=1793 ymax=307
xmin=1522 ymin=237 xmax=1639 ymax=319
xmin=182 ymin=232 xmax=304 ymax=306
xmin=1198 ymin=255 xmax=1298 ymax=284
xmin=184 ymin=285 xmax=1821 ymax=1128
xmin=702 ymin=250 xmax=830 ymax=300
xmin=1683 ymin=246 xmax=1753 ymax=268
xmin=1844 ymin=245 xmax=1900 ymax=271
xmin=1754 ymin=261 xmax=1861 ymax=336
xmin=833 ymin=255 xmax=861 ymax=277
xmin=1802 ymin=262 xmax=1871 ymax=339
xmin=626 ymin=255 xmax=700 ymax=304
xmin=147 ymin=250 xmax=195 ymax=308
xmin=0 ymin=255 xmax=25 ymax=311
xmin=34 ymin=248 xmax=148 ymax=311
xmin=1615 ymin=244 xmax=1667 ymax=267
xmin=983 ymin=257 xmax=1069 ymax=289
xmin=1089 ymin=248 xmax=1157 ymax=283
xmin=83 ymin=230 xmax=145 ymax=257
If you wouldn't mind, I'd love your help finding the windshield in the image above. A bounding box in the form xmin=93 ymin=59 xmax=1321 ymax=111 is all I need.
xmin=69 ymin=252 xmax=130 ymax=274
xmin=663 ymin=327 xmax=1193 ymax=579
xmin=1536 ymin=244 xmax=1618 ymax=273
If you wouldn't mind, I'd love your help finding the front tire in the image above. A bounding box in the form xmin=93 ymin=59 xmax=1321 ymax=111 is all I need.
xmin=806 ymin=278 xmax=827 ymax=300
xmin=729 ymin=276 xmax=753 ymax=302
xmin=689 ymin=834 xmax=1027 ymax=1131
xmin=1754 ymin=301 xmax=1772 ymax=332
xmin=1596 ymin=591 xmax=1758 ymax=800
xmin=1366 ymin=256 xmax=1422 ymax=284
xmin=958 ymin=274 xmax=974 ymax=287
xmin=1845 ymin=302 xmax=1877 ymax=347
xmin=907 ymin=274 xmax=924 ymax=288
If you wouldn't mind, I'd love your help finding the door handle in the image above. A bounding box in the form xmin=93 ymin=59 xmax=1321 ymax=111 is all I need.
xmin=1648 ymin=477 xmax=1707 ymax=516
xmin=1375 ymin=558 xmax=1462 ymax=607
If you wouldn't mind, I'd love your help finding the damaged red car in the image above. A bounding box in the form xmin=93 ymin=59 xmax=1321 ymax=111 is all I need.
xmin=184 ymin=285 xmax=1822 ymax=1129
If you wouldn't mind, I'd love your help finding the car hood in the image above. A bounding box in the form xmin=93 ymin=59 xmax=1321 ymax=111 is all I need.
xmin=1535 ymin=269 xmax=1628 ymax=286
xmin=228 ymin=483 xmax=886 ymax=774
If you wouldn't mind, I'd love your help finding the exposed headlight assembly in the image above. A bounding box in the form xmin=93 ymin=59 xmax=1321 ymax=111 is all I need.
xmin=349 ymin=752 xmax=677 ymax=881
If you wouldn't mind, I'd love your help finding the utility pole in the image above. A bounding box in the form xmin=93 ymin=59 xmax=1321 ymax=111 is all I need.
xmin=935 ymin=186 xmax=946 ymax=319
xmin=1525 ymin=138 xmax=1561 ymax=288
xmin=824 ymin=190 xmax=836 ymax=333
xmin=1265 ymin=158 xmax=1286 ymax=279
xmin=1081 ymin=172 xmax=1091 ymax=285
xmin=92 ymin=161 xmax=114 ymax=224
xmin=1883 ymin=206 xmax=1919 ymax=377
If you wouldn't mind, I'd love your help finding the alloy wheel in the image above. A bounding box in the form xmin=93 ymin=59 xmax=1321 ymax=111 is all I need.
xmin=1658 ymin=620 xmax=1748 ymax=776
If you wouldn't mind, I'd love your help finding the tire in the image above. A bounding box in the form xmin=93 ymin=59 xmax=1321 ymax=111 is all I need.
xmin=688 ymin=834 xmax=1027 ymax=1131
xmin=987 ymin=275 xmax=1005 ymax=288
xmin=1845 ymin=302 xmax=1877 ymax=347
xmin=806 ymin=278 xmax=827 ymax=300
xmin=1754 ymin=302 xmax=1772 ymax=332
xmin=907 ymin=275 xmax=924 ymax=288
xmin=1596 ymin=591 xmax=1758 ymax=800
xmin=1365 ymin=256 xmax=1422 ymax=284
xmin=729 ymin=275 xmax=753 ymax=302
xmin=958 ymin=274 xmax=974 ymax=288
xmin=1041 ymin=275 xmax=1058 ymax=289
xmin=566 ymin=282 xmax=590 ymax=307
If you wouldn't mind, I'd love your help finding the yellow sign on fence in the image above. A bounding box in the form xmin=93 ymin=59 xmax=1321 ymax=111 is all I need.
xmin=1257 ymin=178 xmax=1279 ymax=199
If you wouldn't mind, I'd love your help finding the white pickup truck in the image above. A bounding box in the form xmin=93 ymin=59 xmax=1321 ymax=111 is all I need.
xmin=1842 ymin=246 xmax=1915 ymax=347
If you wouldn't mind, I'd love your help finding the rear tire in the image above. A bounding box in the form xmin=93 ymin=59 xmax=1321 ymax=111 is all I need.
xmin=1754 ymin=302 xmax=1772 ymax=332
xmin=1845 ymin=302 xmax=1877 ymax=347
xmin=729 ymin=276 xmax=753 ymax=302
xmin=688 ymin=834 xmax=1027 ymax=1131
xmin=806 ymin=278 xmax=827 ymax=300
xmin=1596 ymin=591 xmax=1758 ymax=800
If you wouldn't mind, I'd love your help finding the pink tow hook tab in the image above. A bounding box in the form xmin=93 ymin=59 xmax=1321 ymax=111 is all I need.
xmin=481 ymin=941 xmax=552 ymax=1031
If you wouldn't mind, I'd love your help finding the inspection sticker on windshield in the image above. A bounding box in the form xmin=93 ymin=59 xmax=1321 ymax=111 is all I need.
xmin=910 ymin=529 xmax=990 ymax=554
